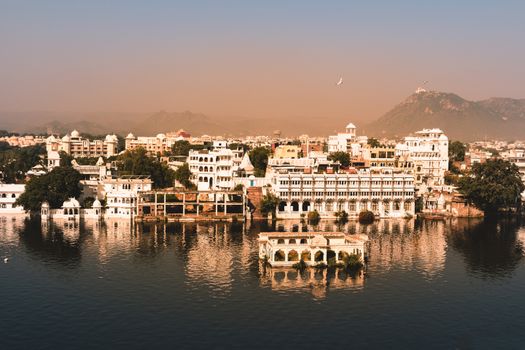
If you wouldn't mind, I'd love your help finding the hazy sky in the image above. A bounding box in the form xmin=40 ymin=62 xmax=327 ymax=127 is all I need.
xmin=1 ymin=0 xmax=524 ymax=122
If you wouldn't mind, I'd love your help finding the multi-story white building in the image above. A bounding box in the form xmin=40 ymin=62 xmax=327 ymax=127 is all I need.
xmin=188 ymin=149 xmax=235 ymax=191
xmin=396 ymin=128 xmax=449 ymax=187
xmin=101 ymin=176 xmax=153 ymax=219
xmin=46 ymin=130 xmax=118 ymax=168
xmin=270 ymin=169 xmax=415 ymax=219
xmin=0 ymin=184 xmax=25 ymax=214
xmin=327 ymin=123 xmax=357 ymax=153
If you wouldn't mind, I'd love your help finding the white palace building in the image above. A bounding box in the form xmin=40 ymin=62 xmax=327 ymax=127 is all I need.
xmin=271 ymin=169 xmax=415 ymax=219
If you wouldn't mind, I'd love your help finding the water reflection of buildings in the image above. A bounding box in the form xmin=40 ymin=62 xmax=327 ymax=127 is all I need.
xmin=259 ymin=266 xmax=365 ymax=299
xmin=369 ymin=220 xmax=447 ymax=277
xmin=0 ymin=215 xmax=26 ymax=245
xmin=270 ymin=219 xmax=446 ymax=277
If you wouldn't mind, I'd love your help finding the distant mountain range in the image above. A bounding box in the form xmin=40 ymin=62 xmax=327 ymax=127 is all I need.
xmin=2 ymin=90 xmax=525 ymax=141
xmin=365 ymin=91 xmax=525 ymax=141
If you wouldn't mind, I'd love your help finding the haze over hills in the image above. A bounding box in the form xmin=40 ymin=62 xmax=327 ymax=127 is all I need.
xmin=366 ymin=91 xmax=525 ymax=141
xmin=2 ymin=91 xmax=525 ymax=140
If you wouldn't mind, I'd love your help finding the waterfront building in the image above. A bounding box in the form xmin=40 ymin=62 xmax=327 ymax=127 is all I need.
xmin=41 ymin=198 xmax=104 ymax=221
xmin=102 ymin=176 xmax=152 ymax=219
xmin=136 ymin=189 xmax=245 ymax=221
xmin=0 ymin=184 xmax=25 ymax=214
xmin=188 ymin=149 xmax=235 ymax=191
xmin=397 ymin=128 xmax=449 ymax=187
xmin=270 ymin=169 xmax=415 ymax=219
xmin=258 ymin=231 xmax=368 ymax=267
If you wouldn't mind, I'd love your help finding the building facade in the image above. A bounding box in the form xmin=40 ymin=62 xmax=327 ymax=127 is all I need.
xmin=0 ymin=184 xmax=25 ymax=214
xmin=270 ymin=170 xmax=415 ymax=218
xmin=188 ymin=149 xmax=235 ymax=191
xmin=46 ymin=130 xmax=118 ymax=168
xmin=397 ymin=128 xmax=449 ymax=186
xmin=102 ymin=177 xmax=153 ymax=219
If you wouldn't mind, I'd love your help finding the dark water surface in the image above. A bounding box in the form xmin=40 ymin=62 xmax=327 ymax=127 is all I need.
xmin=1 ymin=216 xmax=525 ymax=349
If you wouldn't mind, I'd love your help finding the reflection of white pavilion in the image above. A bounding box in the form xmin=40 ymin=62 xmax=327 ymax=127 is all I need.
xmin=259 ymin=266 xmax=365 ymax=299
xmin=259 ymin=232 xmax=368 ymax=267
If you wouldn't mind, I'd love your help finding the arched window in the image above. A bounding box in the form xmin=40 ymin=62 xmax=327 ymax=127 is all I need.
xmin=289 ymin=239 xmax=296 ymax=244
xmin=277 ymin=238 xmax=285 ymax=244
xmin=288 ymin=250 xmax=299 ymax=261
xmin=291 ymin=201 xmax=299 ymax=212
xmin=274 ymin=250 xmax=285 ymax=261
xmin=300 ymin=238 xmax=307 ymax=244
xmin=301 ymin=250 xmax=311 ymax=261
xmin=302 ymin=201 xmax=310 ymax=212
xmin=314 ymin=251 xmax=324 ymax=262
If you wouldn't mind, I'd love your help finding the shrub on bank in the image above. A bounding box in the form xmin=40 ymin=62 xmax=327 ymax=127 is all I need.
xmin=358 ymin=210 xmax=375 ymax=224
xmin=308 ymin=210 xmax=320 ymax=224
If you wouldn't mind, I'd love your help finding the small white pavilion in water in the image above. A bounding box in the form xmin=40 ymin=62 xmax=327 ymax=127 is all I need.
xmin=258 ymin=232 xmax=368 ymax=267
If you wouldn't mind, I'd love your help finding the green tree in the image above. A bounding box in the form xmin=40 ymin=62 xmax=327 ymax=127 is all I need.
xmin=174 ymin=163 xmax=194 ymax=189
xmin=328 ymin=151 xmax=351 ymax=167
xmin=260 ymin=193 xmax=279 ymax=219
xmin=458 ymin=159 xmax=524 ymax=214
xmin=367 ymin=138 xmax=382 ymax=148
xmin=249 ymin=147 xmax=271 ymax=177
xmin=59 ymin=151 xmax=74 ymax=167
xmin=16 ymin=166 xmax=82 ymax=212
xmin=228 ymin=143 xmax=249 ymax=153
xmin=171 ymin=140 xmax=191 ymax=157
xmin=449 ymin=141 xmax=466 ymax=162
xmin=0 ymin=144 xmax=45 ymax=183
xmin=117 ymin=148 xmax=175 ymax=188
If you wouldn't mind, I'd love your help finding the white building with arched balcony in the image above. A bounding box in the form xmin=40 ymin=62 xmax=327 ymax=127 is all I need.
xmin=0 ymin=184 xmax=25 ymax=214
xmin=258 ymin=232 xmax=369 ymax=267
xmin=188 ymin=149 xmax=235 ymax=191
xmin=270 ymin=169 xmax=415 ymax=219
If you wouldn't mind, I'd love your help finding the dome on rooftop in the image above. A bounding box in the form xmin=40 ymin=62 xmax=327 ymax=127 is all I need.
xmin=156 ymin=133 xmax=166 ymax=139
xmin=62 ymin=198 xmax=80 ymax=208
xmin=93 ymin=199 xmax=102 ymax=208
xmin=70 ymin=130 xmax=80 ymax=138
xmin=126 ymin=132 xmax=135 ymax=139
xmin=62 ymin=134 xmax=70 ymax=142
xmin=346 ymin=122 xmax=356 ymax=129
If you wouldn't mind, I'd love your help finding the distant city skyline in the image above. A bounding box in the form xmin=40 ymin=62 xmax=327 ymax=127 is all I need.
xmin=1 ymin=0 xmax=524 ymax=122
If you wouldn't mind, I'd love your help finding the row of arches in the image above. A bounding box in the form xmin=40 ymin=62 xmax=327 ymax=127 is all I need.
xmin=274 ymin=249 xmax=359 ymax=262
xmin=277 ymin=238 xmax=307 ymax=245
xmin=1 ymin=193 xmax=17 ymax=198
xmin=198 ymin=166 xmax=214 ymax=172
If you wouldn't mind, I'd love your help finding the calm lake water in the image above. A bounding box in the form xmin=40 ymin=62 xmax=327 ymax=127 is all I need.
xmin=1 ymin=216 xmax=525 ymax=349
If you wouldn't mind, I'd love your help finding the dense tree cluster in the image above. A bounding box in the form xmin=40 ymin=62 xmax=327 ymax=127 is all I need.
xmin=367 ymin=138 xmax=383 ymax=148
xmin=0 ymin=144 xmax=45 ymax=183
xmin=328 ymin=151 xmax=351 ymax=167
xmin=249 ymin=147 xmax=271 ymax=177
xmin=448 ymin=141 xmax=466 ymax=162
xmin=260 ymin=192 xmax=279 ymax=219
xmin=116 ymin=148 xmax=175 ymax=188
xmin=174 ymin=163 xmax=195 ymax=189
xmin=16 ymin=166 xmax=82 ymax=212
xmin=458 ymin=159 xmax=524 ymax=214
